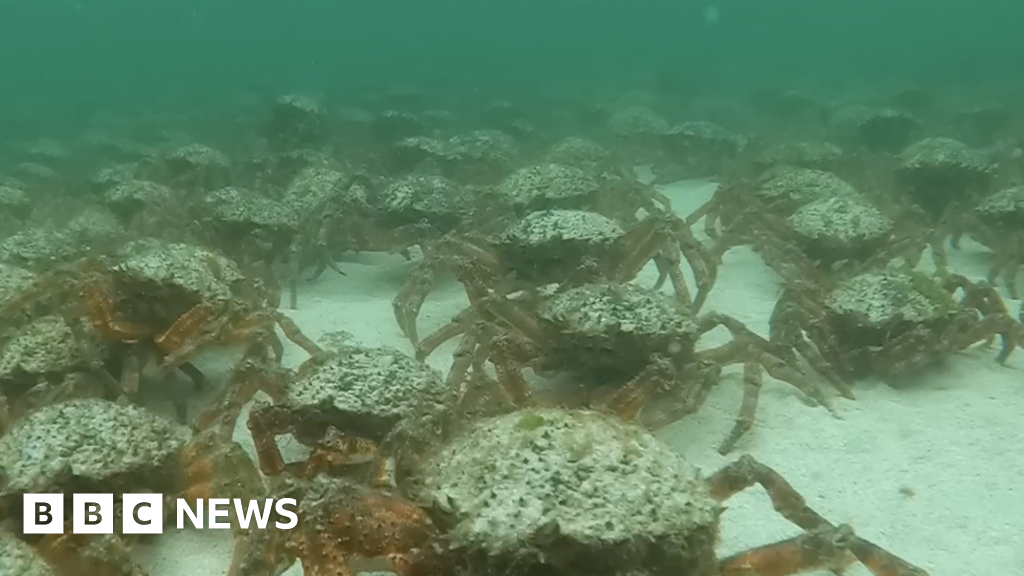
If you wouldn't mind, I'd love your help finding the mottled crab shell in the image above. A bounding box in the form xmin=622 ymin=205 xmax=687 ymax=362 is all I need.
xmin=494 ymin=209 xmax=624 ymax=285
xmin=537 ymin=283 xmax=698 ymax=380
xmin=0 ymin=185 xmax=31 ymax=218
xmin=753 ymin=141 xmax=844 ymax=172
xmin=976 ymin=185 xmax=1024 ymax=228
xmin=414 ymin=407 xmax=719 ymax=576
xmin=754 ymin=166 xmax=859 ymax=209
xmin=545 ymin=137 xmax=613 ymax=173
xmin=102 ymin=179 xmax=174 ymax=207
xmin=378 ymin=174 xmax=468 ymax=229
xmin=496 ymin=163 xmax=601 ymax=213
xmin=898 ymin=137 xmax=992 ymax=173
xmin=285 ymin=345 xmax=450 ymax=439
xmin=166 ymin=143 xmax=231 ymax=170
xmin=607 ymin=105 xmax=670 ymax=136
xmin=787 ymin=194 xmax=894 ymax=255
xmin=825 ymin=269 xmax=956 ymax=328
xmin=0 ymin=262 xmax=35 ymax=303
xmin=447 ymin=129 xmax=520 ymax=164
xmin=0 ymin=315 xmax=101 ymax=382
xmin=0 ymin=227 xmax=77 ymax=268
xmin=660 ymin=121 xmax=744 ymax=156
xmin=113 ymin=239 xmax=245 ymax=302
xmin=282 ymin=165 xmax=364 ymax=219
xmin=500 ymin=209 xmax=624 ymax=249
xmin=0 ymin=399 xmax=190 ymax=494
xmin=539 ymin=282 xmax=697 ymax=340
xmin=203 ymin=186 xmax=299 ymax=230
xmin=0 ymin=530 xmax=56 ymax=576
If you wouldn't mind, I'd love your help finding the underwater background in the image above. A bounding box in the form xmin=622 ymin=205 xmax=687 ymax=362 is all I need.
xmin=2 ymin=0 xmax=1023 ymax=141
xmin=1 ymin=2 xmax=1024 ymax=576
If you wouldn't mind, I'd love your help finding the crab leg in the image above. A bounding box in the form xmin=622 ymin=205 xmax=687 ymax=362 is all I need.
xmin=415 ymin=307 xmax=474 ymax=360
xmin=119 ymin=343 xmax=143 ymax=398
xmin=594 ymin=354 xmax=674 ymax=421
xmin=718 ymin=524 xmax=856 ymax=576
xmin=246 ymin=401 xmax=299 ymax=475
xmin=717 ymin=358 xmax=763 ymax=455
xmin=392 ymin=262 xmax=437 ymax=345
xmin=488 ymin=337 xmax=533 ymax=404
xmin=195 ymin=347 xmax=287 ymax=436
xmin=154 ymin=302 xmax=216 ymax=358
xmin=707 ymin=455 xmax=930 ymax=576
xmin=82 ymin=278 xmax=151 ymax=341
xmin=274 ymin=312 xmax=323 ymax=356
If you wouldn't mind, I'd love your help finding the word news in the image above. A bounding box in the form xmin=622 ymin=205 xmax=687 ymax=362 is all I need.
xmin=23 ymin=494 xmax=298 ymax=534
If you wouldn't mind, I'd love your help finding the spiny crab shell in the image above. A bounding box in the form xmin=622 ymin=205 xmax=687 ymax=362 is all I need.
xmin=0 ymin=314 xmax=106 ymax=393
xmin=284 ymin=344 xmax=452 ymax=441
xmin=496 ymin=163 xmax=601 ymax=214
xmin=202 ymin=186 xmax=299 ymax=232
xmin=896 ymin=137 xmax=995 ymax=215
xmin=409 ymin=407 xmax=720 ymax=576
xmin=0 ymin=529 xmax=56 ymax=576
xmin=112 ymin=239 xmax=249 ymax=304
xmin=377 ymin=174 xmax=472 ymax=233
xmin=535 ymin=282 xmax=698 ymax=381
xmin=0 ymin=399 xmax=190 ymax=495
xmin=976 ymin=184 xmax=1024 ymax=228
xmin=0 ymin=262 xmax=39 ymax=323
xmin=754 ymin=165 xmax=859 ymax=211
xmin=786 ymin=193 xmax=895 ymax=265
xmin=0 ymin=263 xmax=108 ymax=419
xmin=493 ymin=209 xmax=624 ymax=285
xmin=824 ymin=268 xmax=957 ymax=331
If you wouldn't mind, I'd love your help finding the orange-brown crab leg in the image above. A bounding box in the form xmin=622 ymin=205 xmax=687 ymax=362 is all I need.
xmin=708 ymin=455 xmax=930 ymax=576
xmin=82 ymin=279 xmax=151 ymax=341
xmin=415 ymin=306 xmax=476 ymax=360
xmin=274 ymin=311 xmax=323 ymax=356
xmin=154 ymin=302 xmax=215 ymax=356
xmin=719 ymin=524 xmax=856 ymax=576
xmin=719 ymin=524 xmax=929 ymax=576
xmin=193 ymin=345 xmax=286 ymax=437
xmin=594 ymin=354 xmax=674 ymax=421
xmin=393 ymin=262 xmax=437 ymax=345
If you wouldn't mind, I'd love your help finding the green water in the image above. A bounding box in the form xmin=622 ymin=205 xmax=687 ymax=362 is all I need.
xmin=1 ymin=1 xmax=1021 ymax=140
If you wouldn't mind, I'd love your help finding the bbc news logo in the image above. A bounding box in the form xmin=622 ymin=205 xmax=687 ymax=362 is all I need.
xmin=23 ymin=494 xmax=298 ymax=534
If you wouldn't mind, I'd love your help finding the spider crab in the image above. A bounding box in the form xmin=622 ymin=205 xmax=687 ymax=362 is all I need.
xmin=416 ymin=280 xmax=834 ymax=454
xmin=767 ymin=243 xmax=1021 ymax=387
xmin=393 ymin=207 xmax=717 ymax=346
xmin=227 ymin=474 xmax=437 ymax=576
xmin=0 ymin=240 xmax=320 ymax=413
xmin=193 ymin=341 xmax=451 ymax=481
xmin=227 ymin=406 xmax=931 ymax=576
xmin=970 ymin=184 xmax=1024 ymax=298
xmin=0 ymin=398 xmax=265 ymax=576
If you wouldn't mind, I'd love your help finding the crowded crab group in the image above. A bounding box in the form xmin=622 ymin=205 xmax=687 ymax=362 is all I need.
xmin=6 ymin=87 xmax=1023 ymax=576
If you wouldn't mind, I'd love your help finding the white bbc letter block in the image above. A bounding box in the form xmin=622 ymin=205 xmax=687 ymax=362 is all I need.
xmin=122 ymin=494 xmax=164 ymax=535
xmin=73 ymin=493 xmax=114 ymax=534
xmin=207 ymin=498 xmax=231 ymax=529
xmin=23 ymin=494 xmax=64 ymax=534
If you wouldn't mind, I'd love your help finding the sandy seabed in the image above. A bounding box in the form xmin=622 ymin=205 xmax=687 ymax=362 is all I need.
xmin=130 ymin=177 xmax=1024 ymax=576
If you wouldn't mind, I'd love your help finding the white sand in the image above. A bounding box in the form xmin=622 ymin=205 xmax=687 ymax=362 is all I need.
xmin=133 ymin=178 xmax=1024 ymax=576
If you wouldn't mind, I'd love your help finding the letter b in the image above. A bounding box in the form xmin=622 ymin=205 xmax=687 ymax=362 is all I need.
xmin=73 ymin=494 xmax=114 ymax=534
xmin=23 ymin=494 xmax=64 ymax=534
